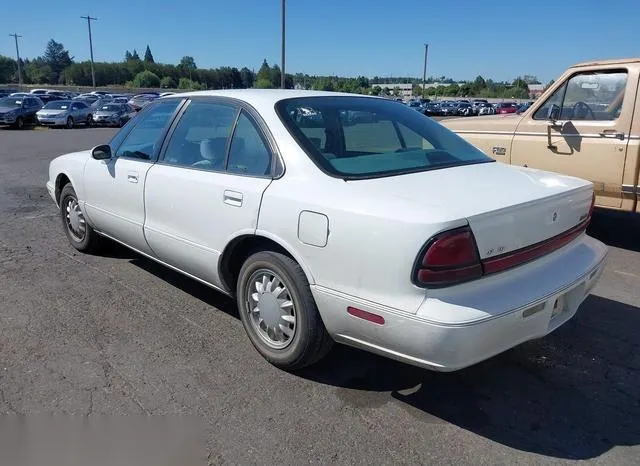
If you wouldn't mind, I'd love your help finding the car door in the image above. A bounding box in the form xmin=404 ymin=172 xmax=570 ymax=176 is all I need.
xmin=72 ymin=102 xmax=89 ymax=122
xmin=82 ymin=98 xmax=183 ymax=254
xmin=510 ymin=66 xmax=638 ymax=209
xmin=143 ymin=98 xmax=276 ymax=289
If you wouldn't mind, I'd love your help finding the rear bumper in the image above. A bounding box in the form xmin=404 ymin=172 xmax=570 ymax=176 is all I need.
xmin=312 ymin=233 xmax=608 ymax=371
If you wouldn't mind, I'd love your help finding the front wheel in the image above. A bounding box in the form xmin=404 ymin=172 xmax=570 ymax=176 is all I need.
xmin=59 ymin=184 xmax=103 ymax=253
xmin=236 ymin=251 xmax=333 ymax=370
xmin=15 ymin=116 xmax=25 ymax=130
xmin=66 ymin=117 xmax=74 ymax=129
xmin=86 ymin=114 xmax=93 ymax=127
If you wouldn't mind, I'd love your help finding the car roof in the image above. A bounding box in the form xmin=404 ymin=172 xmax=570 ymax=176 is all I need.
xmin=571 ymin=57 xmax=640 ymax=68
xmin=163 ymin=89 xmax=376 ymax=106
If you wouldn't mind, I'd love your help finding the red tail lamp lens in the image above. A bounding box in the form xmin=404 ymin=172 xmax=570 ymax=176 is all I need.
xmin=415 ymin=228 xmax=482 ymax=287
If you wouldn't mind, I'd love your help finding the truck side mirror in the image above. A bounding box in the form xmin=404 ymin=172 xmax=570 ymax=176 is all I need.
xmin=547 ymin=104 xmax=560 ymax=121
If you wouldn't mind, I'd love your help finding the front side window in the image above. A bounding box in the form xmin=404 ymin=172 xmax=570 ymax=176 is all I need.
xmin=114 ymin=99 xmax=181 ymax=160
xmin=534 ymin=70 xmax=627 ymax=121
xmin=276 ymin=97 xmax=492 ymax=179
xmin=162 ymin=101 xmax=237 ymax=170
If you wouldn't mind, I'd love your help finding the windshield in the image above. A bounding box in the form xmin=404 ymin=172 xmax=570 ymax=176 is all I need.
xmin=0 ymin=97 xmax=22 ymax=107
xmin=276 ymin=96 xmax=493 ymax=179
xmin=100 ymin=105 xmax=121 ymax=112
xmin=44 ymin=101 xmax=71 ymax=110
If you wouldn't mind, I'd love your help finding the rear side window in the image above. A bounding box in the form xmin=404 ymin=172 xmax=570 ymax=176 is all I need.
xmin=227 ymin=111 xmax=272 ymax=176
xmin=276 ymin=96 xmax=492 ymax=179
xmin=162 ymin=101 xmax=237 ymax=170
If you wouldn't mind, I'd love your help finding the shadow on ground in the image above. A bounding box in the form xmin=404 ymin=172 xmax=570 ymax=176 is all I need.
xmin=588 ymin=209 xmax=640 ymax=252
xmin=297 ymin=294 xmax=640 ymax=460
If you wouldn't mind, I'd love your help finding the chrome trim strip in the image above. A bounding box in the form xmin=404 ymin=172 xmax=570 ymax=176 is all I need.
xmin=622 ymin=184 xmax=639 ymax=195
xmin=453 ymin=129 xmax=640 ymax=140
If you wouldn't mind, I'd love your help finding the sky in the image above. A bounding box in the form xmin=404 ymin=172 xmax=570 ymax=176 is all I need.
xmin=1 ymin=0 xmax=638 ymax=83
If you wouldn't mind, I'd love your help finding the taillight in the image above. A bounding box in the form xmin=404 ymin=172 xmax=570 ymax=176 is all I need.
xmin=413 ymin=227 xmax=483 ymax=287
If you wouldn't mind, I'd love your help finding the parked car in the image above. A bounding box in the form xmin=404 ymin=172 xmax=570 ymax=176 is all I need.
xmin=455 ymin=102 xmax=474 ymax=116
xmin=422 ymin=102 xmax=441 ymax=116
xmin=91 ymin=103 xmax=136 ymax=127
xmin=47 ymin=90 xmax=607 ymax=372
xmin=0 ymin=89 xmax=19 ymax=98
xmin=495 ymin=102 xmax=519 ymax=114
xmin=442 ymin=57 xmax=640 ymax=214
xmin=36 ymin=100 xmax=93 ymax=128
xmin=128 ymin=93 xmax=158 ymax=111
xmin=0 ymin=95 xmax=43 ymax=129
xmin=477 ymin=102 xmax=497 ymax=115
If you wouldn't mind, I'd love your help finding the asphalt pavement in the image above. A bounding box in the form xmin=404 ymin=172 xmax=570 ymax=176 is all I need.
xmin=1 ymin=126 xmax=639 ymax=465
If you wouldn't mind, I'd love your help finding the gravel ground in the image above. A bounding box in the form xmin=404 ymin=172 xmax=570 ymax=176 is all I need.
xmin=1 ymin=126 xmax=639 ymax=465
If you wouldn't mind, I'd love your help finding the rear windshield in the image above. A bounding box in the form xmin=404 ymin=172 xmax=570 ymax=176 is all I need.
xmin=101 ymin=105 xmax=121 ymax=111
xmin=275 ymin=96 xmax=493 ymax=179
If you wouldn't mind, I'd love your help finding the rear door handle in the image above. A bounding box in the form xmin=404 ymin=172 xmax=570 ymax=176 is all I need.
xmin=598 ymin=129 xmax=625 ymax=139
xmin=127 ymin=172 xmax=139 ymax=183
xmin=223 ymin=190 xmax=243 ymax=207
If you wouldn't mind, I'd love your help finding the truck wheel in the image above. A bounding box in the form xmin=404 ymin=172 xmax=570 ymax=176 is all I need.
xmin=236 ymin=251 xmax=333 ymax=370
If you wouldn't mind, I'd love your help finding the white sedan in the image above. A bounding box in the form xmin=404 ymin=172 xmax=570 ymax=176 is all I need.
xmin=47 ymin=90 xmax=608 ymax=371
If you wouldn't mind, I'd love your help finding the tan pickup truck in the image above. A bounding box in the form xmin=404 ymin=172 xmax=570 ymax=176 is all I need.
xmin=442 ymin=58 xmax=640 ymax=213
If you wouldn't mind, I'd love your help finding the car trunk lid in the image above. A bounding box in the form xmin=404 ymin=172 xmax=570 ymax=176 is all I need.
xmin=347 ymin=162 xmax=593 ymax=261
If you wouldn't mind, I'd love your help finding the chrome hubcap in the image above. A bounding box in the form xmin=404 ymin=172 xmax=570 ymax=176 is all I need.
xmin=65 ymin=197 xmax=86 ymax=241
xmin=246 ymin=269 xmax=296 ymax=349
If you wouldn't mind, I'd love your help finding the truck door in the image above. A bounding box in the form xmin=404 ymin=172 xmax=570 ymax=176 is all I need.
xmin=511 ymin=66 xmax=638 ymax=209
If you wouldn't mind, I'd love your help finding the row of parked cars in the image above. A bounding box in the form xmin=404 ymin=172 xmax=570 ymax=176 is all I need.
xmin=402 ymin=98 xmax=533 ymax=117
xmin=0 ymin=88 xmax=173 ymax=129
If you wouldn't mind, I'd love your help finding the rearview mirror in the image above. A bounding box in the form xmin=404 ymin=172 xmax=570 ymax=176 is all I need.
xmin=91 ymin=144 xmax=112 ymax=160
xmin=547 ymin=104 xmax=560 ymax=121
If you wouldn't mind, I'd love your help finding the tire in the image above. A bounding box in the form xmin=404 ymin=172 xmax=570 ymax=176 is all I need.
xmin=86 ymin=115 xmax=93 ymax=127
xmin=59 ymin=184 xmax=103 ymax=253
xmin=119 ymin=118 xmax=125 ymax=128
xmin=236 ymin=251 xmax=333 ymax=370
xmin=15 ymin=116 xmax=24 ymax=130
xmin=66 ymin=117 xmax=74 ymax=129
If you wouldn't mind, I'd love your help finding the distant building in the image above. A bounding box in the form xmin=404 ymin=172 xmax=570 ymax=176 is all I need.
xmin=528 ymin=84 xmax=545 ymax=99
xmin=369 ymin=82 xmax=413 ymax=97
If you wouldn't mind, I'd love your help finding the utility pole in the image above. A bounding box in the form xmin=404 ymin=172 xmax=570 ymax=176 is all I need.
xmin=422 ymin=43 xmax=429 ymax=96
xmin=281 ymin=0 xmax=286 ymax=89
xmin=9 ymin=33 xmax=22 ymax=88
xmin=81 ymin=15 xmax=97 ymax=88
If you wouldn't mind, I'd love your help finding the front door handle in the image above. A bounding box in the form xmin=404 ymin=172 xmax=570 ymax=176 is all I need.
xmin=598 ymin=129 xmax=625 ymax=139
xmin=223 ymin=190 xmax=243 ymax=207
xmin=127 ymin=172 xmax=139 ymax=183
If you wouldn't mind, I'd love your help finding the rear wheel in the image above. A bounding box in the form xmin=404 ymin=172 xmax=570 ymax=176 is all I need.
xmin=236 ymin=251 xmax=333 ymax=370
xmin=59 ymin=184 xmax=103 ymax=253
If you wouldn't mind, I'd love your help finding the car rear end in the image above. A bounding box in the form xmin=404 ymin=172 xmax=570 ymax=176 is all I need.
xmin=273 ymin=93 xmax=608 ymax=371
xmin=314 ymin=183 xmax=606 ymax=371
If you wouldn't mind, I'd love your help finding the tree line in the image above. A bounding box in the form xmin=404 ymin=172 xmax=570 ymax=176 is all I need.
xmin=0 ymin=39 xmax=546 ymax=98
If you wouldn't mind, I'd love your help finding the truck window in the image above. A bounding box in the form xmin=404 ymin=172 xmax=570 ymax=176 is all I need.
xmin=534 ymin=70 xmax=627 ymax=121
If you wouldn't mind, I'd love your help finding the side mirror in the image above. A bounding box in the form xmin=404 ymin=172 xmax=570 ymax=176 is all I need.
xmin=91 ymin=144 xmax=112 ymax=160
xmin=547 ymin=104 xmax=560 ymax=121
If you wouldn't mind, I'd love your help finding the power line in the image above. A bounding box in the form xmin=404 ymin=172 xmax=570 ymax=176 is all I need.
xmin=81 ymin=15 xmax=98 ymax=88
xmin=9 ymin=33 xmax=22 ymax=88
